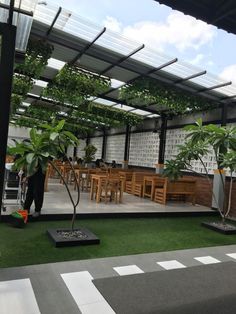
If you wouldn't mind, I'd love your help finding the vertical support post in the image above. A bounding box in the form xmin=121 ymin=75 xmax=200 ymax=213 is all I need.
xmin=101 ymin=129 xmax=107 ymax=160
xmin=86 ymin=134 xmax=90 ymax=146
xmin=123 ymin=125 xmax=131 ymax=169
xmin=156 ymin=115 xmax=167 ymax=174
xmin=0 ymin=21 xmax=17 ymax=213
xmin=211 ymin=103 xmax=228 ymax=210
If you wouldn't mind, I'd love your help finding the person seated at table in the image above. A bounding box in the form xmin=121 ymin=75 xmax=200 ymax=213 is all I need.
xmin=111 ymin=160 xmax=117 ymax=168
xmin=100 ymin=158 xmax=108 ymax=168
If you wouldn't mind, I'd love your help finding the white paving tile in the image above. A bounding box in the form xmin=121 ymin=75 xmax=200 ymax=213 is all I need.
xmin=157 ymin=260 xmax=186 ymax=270
xmin=80 ymin=301 xmax=115 ymax=314
xmin=0 ymin=278 xmax=40 ymax=314
xmin=113 ymin=264 xmax=144 ymax=276
xmin=61 ymin=271 xmax=115 ymax=313
xmin=194 ymin=256 xmax=221 ymax=264
xmin=226 ymin=253 xmax=236 ymax=260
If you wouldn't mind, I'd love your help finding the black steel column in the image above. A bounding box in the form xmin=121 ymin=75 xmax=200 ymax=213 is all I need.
xmin=0 ymin=19 xmax=17 ymax=212
xmin=86 ymin=134 xmax=90 ymax=146
xmin=157 ymin=115 xmax=167 ymax=173
xmin=123 ymin=125 xmax=131 ymax=169
xmin=221 ymin=103 xmax=228 ymax=127
xmin=101 ymin=129 xmax=107 ymax=160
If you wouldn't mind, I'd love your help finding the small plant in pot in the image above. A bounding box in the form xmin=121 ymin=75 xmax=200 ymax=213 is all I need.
xmin=164 ymin=118 xmax=236 ymax=234
xmin=9 ymin=120 xmax=100 ymax=246
xmin=83 ymin=144 xmax=97 ymax=168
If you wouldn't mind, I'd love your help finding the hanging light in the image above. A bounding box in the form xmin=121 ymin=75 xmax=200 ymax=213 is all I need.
xmin=0 ymin=0 xmax=38 ymax=52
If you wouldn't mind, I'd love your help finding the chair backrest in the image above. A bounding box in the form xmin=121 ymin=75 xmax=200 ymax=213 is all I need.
xmin=133 ymin=172 xmax=153 ymax=184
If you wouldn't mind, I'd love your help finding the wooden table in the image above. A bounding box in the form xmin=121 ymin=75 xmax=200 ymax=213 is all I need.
xmin=143 ymin=175 xmax=161 ymax=200
xmin=90 ymin=174 xmax=108 ymax=203
xmin=90 ymin=174 xmax=125 ymax=203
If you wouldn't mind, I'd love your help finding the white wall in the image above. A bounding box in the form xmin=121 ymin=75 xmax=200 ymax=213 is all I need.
xmin=106 ymin=135 xmax=125 ymax=163
xmin=7 ymin=126 xmax=30 ymax=146
xmin=90 ymin=137 xmax=103 ymax=160
xmin=129 ymin=132 xmax=159 ymax=168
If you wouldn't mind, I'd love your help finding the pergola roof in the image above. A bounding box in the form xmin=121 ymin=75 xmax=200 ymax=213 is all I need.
xmin=155 ymin=0 xmax=236 ymax=35
xmin=2 ymin=0 xmax=236 ymax=124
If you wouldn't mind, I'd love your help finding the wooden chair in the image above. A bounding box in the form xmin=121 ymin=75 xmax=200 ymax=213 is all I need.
xmin=99 ymin=177 xmax=121 ymax=203
xmin=154 ymin=178 xmax=168 ymax=204
xmin=132 ymin=172 xmax=154 ymax=197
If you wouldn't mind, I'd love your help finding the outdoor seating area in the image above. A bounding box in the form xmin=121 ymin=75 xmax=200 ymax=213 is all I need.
xmin=1 ymin=1 xmax=236 ymax=313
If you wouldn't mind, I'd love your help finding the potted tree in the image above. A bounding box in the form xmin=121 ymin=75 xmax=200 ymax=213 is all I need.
xmin=9 ymin=120 xmax=100 ymax=246
xmin=83 ymin=144 xmax=97 ymax=167
xmin=164 ymin=118 xmax=236 ymax=234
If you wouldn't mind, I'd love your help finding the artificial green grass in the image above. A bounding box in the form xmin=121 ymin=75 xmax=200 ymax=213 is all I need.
xmin=0 ymin=216 xmax=236 ymax=268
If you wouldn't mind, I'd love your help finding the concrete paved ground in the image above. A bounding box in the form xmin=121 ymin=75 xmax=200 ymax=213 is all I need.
xmin=0 ymin=244 xmax=236 ymax=314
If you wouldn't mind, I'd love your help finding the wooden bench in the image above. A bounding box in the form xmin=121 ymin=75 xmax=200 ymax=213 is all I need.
xmin=154 ymin=178 xmax=196 ymax=205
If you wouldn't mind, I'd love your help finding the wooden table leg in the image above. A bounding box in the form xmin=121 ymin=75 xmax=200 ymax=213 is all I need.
xmin=96 ymin=179 xmax=102 ymax=203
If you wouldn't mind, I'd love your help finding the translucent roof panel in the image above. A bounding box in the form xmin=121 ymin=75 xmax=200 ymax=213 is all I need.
xmin=111 ymin=79 xmax=125 ymax=89
xmin=189 ymin=72 xmax=231 ymax=89
xmin=132 ymin=46 xmax=174 ymax=69
xmin=47 ymin=58 xmax=65 ymax=70
xmin=113 ymin=104 xmax=134 ymax=111
xmin=33 ymin=2 xmax=58 ymax=26
xmin=22 ymin=102 xmax=31 ymax=107
xmin=34 ymin=79 xmax=48 ymax=88
xmin=0 ymin=0 xmax=35 ymax=52
xmin=145 ymin=114 xmax=160 ymax=118
xmin=0 ymin=0 xmax=37 ymax=12
xmin=28 ymin=0 xmax=236 ymax=100
xmin=131 ymin=109 xmax=152 ymax=116
xmin=94 ymin=98 xmax=116 ymax=106
xmin=33 ymin=2 xmax=142 ymax=56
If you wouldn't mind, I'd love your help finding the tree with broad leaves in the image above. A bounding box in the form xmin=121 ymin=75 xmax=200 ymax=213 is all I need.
xmin=164 ymin=118 xmax=236 ymax=223
xmin=8 ymin=120 xmax=80 ymax=230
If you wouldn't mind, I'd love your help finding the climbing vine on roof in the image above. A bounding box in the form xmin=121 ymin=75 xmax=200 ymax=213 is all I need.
xmin=43 ymin=65 xmax=111 ymax=106
xmin=11 ymin=39 xmax=53 ymax=115
xmin=120 ymin=77 xmax=216 ymax=115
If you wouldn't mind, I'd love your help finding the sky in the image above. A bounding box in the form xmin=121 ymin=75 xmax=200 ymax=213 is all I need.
xmin=48 ymin=0 xmax=236 ymax=84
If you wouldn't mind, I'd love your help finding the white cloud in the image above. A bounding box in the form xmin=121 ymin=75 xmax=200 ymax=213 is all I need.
xmin=105 ymin=12 xmax=216 ymax=53
xmin=103 ymin=16 xmax=122 ymax=33
xmin=220 ymin=64 xmax=236 ymax=84
xmin=189 ymin=54 xmax=205 ymax=65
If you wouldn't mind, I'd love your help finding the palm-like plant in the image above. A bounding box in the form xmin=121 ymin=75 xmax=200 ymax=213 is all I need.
xmin=164 ymin=118 xmax=236 ymax=222
xmin=8 ymin=120 xmax=80 ymax=230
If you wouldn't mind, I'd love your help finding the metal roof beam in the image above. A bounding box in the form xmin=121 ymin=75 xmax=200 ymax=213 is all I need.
xmin=220 ymin=94 xmax=236 ymax=101
xmin=99 ymin=44 xmax=145 ymax=75
xmin=100 ymin=57 xmax=178 ymax=97
xmin=197 ymin=81 xmax=232 ymax=93
xmin=174 ymin=70 xmax=207 ymax=84
xmin=46 ymin=7 xmax=62 ymax=37
xmin=69 ymin=27 xmax=106 ymax=65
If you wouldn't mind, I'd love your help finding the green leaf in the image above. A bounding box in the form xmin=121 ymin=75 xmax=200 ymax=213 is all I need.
xmin=63 ymin=131 xmax=79 ymax=144
xmin=50 ymin=132 xmax=59 ymax=141
xmin=55 ymin=120 xmax=65 ymax=132
xmin=26 ymin=153 xmax=35 ymax=164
